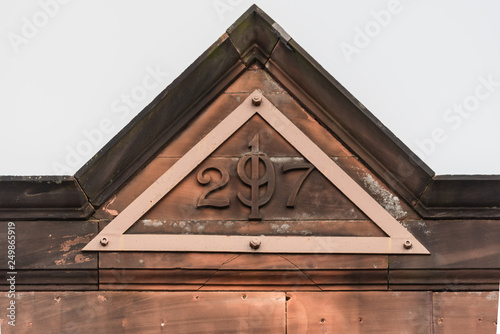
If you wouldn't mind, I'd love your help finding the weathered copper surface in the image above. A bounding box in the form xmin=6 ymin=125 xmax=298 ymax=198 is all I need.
xmin=287 ymin=291 xmax=432 ymax=333
xmin=433 ymin=292 xmax=499 ymax=333
xmin=0 ymin=291 xmax=496 ymax=332
xmin=0 ymin=292 xmax=286 ymax=333
xmin=98 ymin=252 xmax=387 ymax=270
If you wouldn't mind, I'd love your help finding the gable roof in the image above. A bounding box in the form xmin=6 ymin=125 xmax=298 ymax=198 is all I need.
xmin=1 ymin=5 xmax=499 ymax=220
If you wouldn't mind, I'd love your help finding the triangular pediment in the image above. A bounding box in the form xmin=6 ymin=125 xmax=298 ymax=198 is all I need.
xmin=75 ymin=6 xmax=433 ymax=216
xmin=66 ymin=4 xmax=448 ymax=227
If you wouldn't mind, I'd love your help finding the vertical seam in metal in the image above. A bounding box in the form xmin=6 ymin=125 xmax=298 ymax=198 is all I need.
xmin=97 ymin=220 xmax=100 ymax=292
xmin=430 ymin=292 xmax=434 ymax=334
xmin=285 ymin=292 xmax=288 ymax=334
xmin=97 ymin=250 xmax=100 ymax=292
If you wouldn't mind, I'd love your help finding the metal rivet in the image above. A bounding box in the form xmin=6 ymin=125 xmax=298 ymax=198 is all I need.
xmin=100 ymin=237 xmax=108 ymax=246
xmin=252 ymin=95 xmax=262 ymax=106
xmin=403 ymin=240 xmax=412 ymax=249
xmin=249 ymin=237 xmax=261 ymax=250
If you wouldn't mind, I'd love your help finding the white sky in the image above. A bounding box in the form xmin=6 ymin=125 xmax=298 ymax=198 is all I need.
xmin=1 ymin=0 xmax=499 ymax=175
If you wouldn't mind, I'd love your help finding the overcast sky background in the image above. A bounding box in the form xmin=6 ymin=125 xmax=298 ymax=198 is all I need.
xmin=1 ymin=0 xmax=499 ymax=176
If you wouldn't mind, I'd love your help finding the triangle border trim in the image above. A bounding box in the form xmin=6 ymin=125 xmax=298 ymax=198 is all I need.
xmin=83 ymin=91 xmax=429 ymax=254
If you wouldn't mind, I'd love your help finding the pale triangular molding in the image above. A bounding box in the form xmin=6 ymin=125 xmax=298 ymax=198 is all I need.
xmin=84 ymin=91 xmax=429 ymax=254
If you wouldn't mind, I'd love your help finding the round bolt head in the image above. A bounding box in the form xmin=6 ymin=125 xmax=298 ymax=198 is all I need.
xmin=249 ymin=237 xmax=261 ymax=250
xmin=100 ymin=237 xmax=109 ymax=246
xmin=252 ymin=95 xmax=262 ymax=106
xmin=403 ymin=240 xmax=412 ymax=249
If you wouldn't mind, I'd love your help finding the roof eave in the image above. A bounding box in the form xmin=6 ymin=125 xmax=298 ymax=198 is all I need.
xmin=0 ymin=176 xmax=94 ymax=220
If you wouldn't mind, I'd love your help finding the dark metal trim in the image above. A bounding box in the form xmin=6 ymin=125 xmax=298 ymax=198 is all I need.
xmin=415 ymin=175 xmax=500 ymax=219
xmin=0 ymin=176 xmax=94 ymax=220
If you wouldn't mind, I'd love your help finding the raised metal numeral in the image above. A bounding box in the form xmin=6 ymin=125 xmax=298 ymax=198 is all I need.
xmin=283 ymin=163 xmax=315 ymax=207
xmin=237 ymin=134 xmax=275 ymax=220
xmin=196 ymin=135 xmax=315 ymax=215
xmin=196 ymin=165 xmax=230 ymax=208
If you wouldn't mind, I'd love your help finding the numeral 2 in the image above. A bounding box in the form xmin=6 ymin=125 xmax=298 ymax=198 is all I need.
xmin=196 ymin=165 xmax=230 ymax=208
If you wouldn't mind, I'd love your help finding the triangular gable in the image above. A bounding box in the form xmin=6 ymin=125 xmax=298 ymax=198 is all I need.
xmin=75 ymin=5 xmax=434 ymax=219
xmin=67 ymin=5 xmax=496 ymax=221
xmin=83 ymin=91 xmax=429 ymax=254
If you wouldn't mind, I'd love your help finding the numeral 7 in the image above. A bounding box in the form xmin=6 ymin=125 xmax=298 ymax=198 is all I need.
xmin=283 ymin=163 xmax=315 ymax=207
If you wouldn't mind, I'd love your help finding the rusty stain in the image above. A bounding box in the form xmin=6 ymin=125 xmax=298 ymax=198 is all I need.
xmin=54 ymin=259 xmax=66 ymax=266
xmin=103 ymin=195 xmax=119 ymax=216
xmin=60 ymin=235 xmax=92 ymax=252
xmin=54 ymin=234 xmax=94 ymax=266
xmin=75 ymin=254 xmax=92 ymax=264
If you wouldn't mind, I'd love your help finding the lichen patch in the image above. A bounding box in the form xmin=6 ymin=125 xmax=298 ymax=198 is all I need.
xmin=362 ymin=174 xmax=407 ymax=219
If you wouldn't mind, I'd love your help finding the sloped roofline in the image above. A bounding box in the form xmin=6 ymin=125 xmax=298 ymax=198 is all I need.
xmin=1 ymin=5 xmax=498 ymax=220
